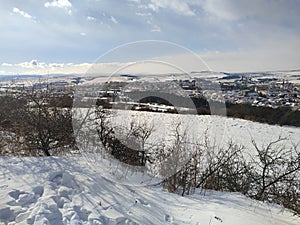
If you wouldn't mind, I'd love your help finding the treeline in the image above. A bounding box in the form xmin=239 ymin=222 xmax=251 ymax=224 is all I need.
xmin=194 ymin=97 xmax=300 ymax=127
xmin=131 ymin=93 xmax=300 ymax=127
xmin=226 ymin=103 xmax=300 ymax=127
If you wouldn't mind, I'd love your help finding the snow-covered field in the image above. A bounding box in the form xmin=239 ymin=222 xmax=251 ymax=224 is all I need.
xmin=109 ymin=110 xmax=300 ymax=151
xmin=1 ymin=155 xmax=300 ymax=225
xmin=1 ymin=110 xmax=299 ymax=224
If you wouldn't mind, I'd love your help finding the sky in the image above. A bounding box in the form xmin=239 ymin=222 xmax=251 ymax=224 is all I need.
xmin=0 ymin=0 xmax=299 ymax=75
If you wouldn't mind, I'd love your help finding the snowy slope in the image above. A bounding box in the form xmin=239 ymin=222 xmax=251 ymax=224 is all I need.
xmin=1 ymin=155 xmax=299 ymax=225
xmin=110 ymin=110 xmax=300 ymax=151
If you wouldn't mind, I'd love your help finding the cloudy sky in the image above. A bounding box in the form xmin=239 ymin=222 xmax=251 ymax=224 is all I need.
xmin=0 ymin=0 xmax=299 ymax=75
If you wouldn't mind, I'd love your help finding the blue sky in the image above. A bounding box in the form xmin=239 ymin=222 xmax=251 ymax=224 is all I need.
xmin=0 ymin=0 xmax=300 ymax=74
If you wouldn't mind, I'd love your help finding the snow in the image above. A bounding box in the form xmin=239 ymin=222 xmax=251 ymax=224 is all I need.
xmin=73 ymin=108 xmax=299 ymax=159
xmin=109 ymin=110 xmax=300 ymax=152
xmin=1 ymin=107 xmax=300 ymax=224
xmin=1 ymin=155 xmax=299 ymax=225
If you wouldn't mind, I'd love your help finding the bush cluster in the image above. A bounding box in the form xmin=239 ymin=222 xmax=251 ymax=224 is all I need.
xmin=0 ymin=92 xmax=75 ymax=156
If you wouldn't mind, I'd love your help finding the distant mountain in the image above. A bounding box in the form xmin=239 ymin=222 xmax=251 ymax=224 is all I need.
xmin=0 ymin=74 xmax=80 ymax=80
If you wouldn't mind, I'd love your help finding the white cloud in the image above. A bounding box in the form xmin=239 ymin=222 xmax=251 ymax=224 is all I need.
xmin=17 ymin=60 xmax=46 ymax=69
xmin=86 ymin=16 xmax=96 ymax=21
xmin=151 ymin=25 xmax=161 ymax=32
xmin=146 ymin=0 xmax=195 ymax=16
xmin=128 ymin=0 xmax=141 ymax=3
xmin=0 ymin=60 xmax=84 ymax=75
xmin=110 ymin=16 xmax=118 ymax=24
xmin=12 ymin=7 xmax=33 ymax=19
xmin=44 ymin=0 xmax=72 ymax=15
xmin=44 ymin=0 xmax=72 ymax=9
xmin=49 ymin=63 xmax=65 ymax=67
xmin=80 ymin=32 xmax=86 ymax=36
xmin=2 ymin=63 xmax=13 ymax=67
xmin=201 ymin=0 xmax=300 ymax=22
xmin=136 ymin=12 xmax=152 ymax=17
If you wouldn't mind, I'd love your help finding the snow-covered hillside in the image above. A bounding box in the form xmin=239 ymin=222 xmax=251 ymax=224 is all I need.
xmin=109 ymin=110 xmax=300 ymax=151
xmin=1 ymin=110 xmax=299 ymax=224
xmin=0 ymin=155 xmax=299 ymax=225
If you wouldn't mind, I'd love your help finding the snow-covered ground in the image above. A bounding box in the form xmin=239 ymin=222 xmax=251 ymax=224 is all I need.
xmin=109 ymin=110 xmax=300 ymax=151
xmin=1 ymin=109 xmax=299 ymax=224
xmin=1 ymin=155 xmax=299 ymax=225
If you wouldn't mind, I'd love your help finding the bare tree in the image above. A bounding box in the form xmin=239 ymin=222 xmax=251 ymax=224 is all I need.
xmin=17 ymin=91 xmax=75 ymax=156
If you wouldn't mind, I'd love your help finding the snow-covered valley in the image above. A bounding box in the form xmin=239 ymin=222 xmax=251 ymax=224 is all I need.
xmin=1 ymin=155 xmax=299 ymax=225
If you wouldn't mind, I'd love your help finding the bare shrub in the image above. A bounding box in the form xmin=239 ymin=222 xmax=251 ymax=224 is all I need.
xmin=95 ymin=107 xmax=154 ymax=166
xmin=247 ymin=138 xmax=300 ymax=214
xmin=159 ymin=129 xmax=299 ymax=215
xmin=160 ymin=123 xmax=201 ymax=196
xmin=196 ymin=140 xmax=248 ymax=193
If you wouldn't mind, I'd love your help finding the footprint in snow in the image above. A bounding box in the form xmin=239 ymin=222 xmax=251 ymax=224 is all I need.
xmin=8 ymin=190 xmax=25 ymax=200
xmin=7 ymin=190 xmax=36 ymax=206
xmin=165 ymin=214 xmax=174 ymax=223
xmin=135 ymin=198 xmax=150 ymax=207
xmin=0 ymin=207 xmax=15 ymax=223
xmin=115 ymin=217 xmax=140 ymax=225
xmin=0 ymin=184 xmax=8 ymax=189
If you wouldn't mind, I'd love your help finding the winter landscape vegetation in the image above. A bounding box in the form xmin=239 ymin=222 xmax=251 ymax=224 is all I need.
xmin=1 ymin=0 xmax=300 ymax=224
xmin=0 ymin=70 xmax=299 ymax=224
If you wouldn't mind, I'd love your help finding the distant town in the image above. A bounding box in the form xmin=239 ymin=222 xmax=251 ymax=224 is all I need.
xmin=179 ymin=75 xmax=300 ymax=110
xmin=0 ymin=71 xmax=299 ymax=111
